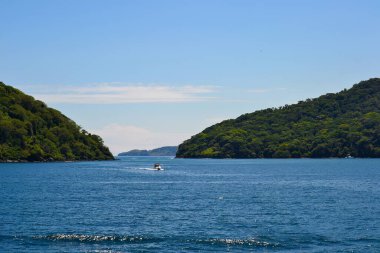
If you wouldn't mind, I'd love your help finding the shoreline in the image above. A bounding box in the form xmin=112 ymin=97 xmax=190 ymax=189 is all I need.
xmin=0 ymin=158 xmax=116 ymax=163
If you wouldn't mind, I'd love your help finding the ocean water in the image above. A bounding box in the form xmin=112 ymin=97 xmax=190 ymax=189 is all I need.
xmin=0 ymin=157 xmax=379 ymax=252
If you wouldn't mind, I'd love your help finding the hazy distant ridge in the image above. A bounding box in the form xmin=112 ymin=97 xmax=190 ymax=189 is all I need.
xmin=118 ymin=146 xmax=178 ymax=156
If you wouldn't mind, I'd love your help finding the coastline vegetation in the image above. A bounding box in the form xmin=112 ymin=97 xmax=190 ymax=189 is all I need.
xmin=177 ymin=78 xmax=380 ymax=158
xmin=0 ymin=82 xmax=114 ymax=162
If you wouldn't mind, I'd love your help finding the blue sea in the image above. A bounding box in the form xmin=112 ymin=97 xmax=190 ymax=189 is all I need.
xmin=0 ymin=157 xmax=379 ymax=252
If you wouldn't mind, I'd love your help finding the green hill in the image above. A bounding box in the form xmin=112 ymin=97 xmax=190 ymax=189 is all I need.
xmin=176 ymin=78 xmax=380 ymax=158
xmin=118 ymin=146 xmax=178 ymax=156
xmin=0 ymin=82 xmax=114 ymax=162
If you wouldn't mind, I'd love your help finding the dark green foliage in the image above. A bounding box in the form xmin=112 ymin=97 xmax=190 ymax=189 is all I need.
xmin=0 ymin=82 xmax=114 ymax=161
xmin=118 ymin=146 xmax=178 ymax=156
xmin=176 ymin=78 xmax=380 ymax=158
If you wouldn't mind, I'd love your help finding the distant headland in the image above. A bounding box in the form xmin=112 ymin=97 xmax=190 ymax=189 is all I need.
xmin=118 ymin=146 xmax=178 ymax=157
xmin=177 ymin=78 xmax=380 ymax=158
xmin=0 ymin=82 xmax=114 ymax=162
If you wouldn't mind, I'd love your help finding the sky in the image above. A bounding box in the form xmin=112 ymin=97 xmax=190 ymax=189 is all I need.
xmin=1 ymin=0 xmax=380 ymax=154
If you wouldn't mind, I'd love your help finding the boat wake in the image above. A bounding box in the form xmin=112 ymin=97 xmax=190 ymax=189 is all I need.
xmin=136 ymin=167 xmax=164 ymax=171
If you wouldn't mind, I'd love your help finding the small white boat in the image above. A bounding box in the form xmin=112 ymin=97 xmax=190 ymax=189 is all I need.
xmin=153 ymin=163 xmax=162 ymax=170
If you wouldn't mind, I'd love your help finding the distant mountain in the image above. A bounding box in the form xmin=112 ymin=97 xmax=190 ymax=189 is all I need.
xmin=118 ymin=146 xmax=178 ymax=156
xmin=177 ymin=78 xmax=380 ymax=158
xmin=0 ymin=82 xmax=114 ymax=162
xmin=119 ymin=149 xmax=150 ymax=156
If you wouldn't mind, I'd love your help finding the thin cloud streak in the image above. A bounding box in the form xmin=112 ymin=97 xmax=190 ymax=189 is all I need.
xmin=32 ymin=83 xmax=218 ymax=104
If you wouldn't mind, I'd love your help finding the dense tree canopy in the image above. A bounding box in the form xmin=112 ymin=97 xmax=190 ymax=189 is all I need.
xmin=177 ymin=78 xmax=380 ymax=158
xmin=0 ymin=82 xmax=114 ymax=161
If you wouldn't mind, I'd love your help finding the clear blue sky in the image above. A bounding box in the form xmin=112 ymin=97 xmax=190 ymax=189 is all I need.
xmin=1 ymin=0 xmax=379 ymax=153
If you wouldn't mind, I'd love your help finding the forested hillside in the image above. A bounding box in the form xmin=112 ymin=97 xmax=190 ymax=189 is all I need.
xmin=0 ymin=82 xmax=114 ymax=161
xmin=177 ymin=78 xmax=380 ymax=158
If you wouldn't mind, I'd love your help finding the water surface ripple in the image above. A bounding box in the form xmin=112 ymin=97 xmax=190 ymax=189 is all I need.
xmin=0 ymin=157 xmax=379 ymax=252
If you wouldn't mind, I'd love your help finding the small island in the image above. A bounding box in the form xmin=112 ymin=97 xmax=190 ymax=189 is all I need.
xmin=118 ymin=146 xmax=178 ymax=157
xmin=176 ymin=78 xmax=380 ymax=158
xmin=0 ymin=82 xmax=114 ymax=162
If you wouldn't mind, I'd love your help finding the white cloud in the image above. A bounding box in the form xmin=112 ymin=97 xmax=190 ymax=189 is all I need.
xmin=89 ymin=124 xmax=191 ymax=155
xmin=31 ymin=83 xmax=217 ymax=104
